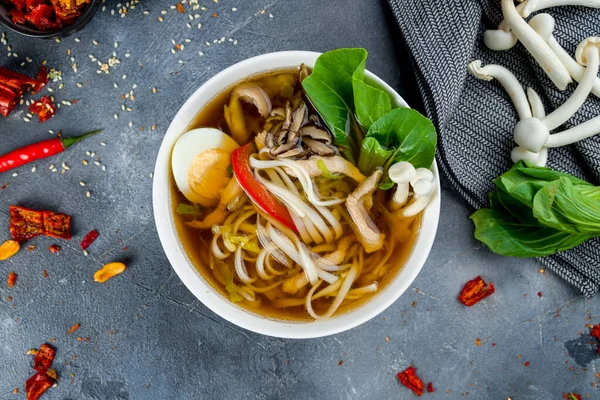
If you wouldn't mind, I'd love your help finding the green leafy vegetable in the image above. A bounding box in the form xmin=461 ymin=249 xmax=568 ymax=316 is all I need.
xmin=366 ymin=108 xmax=437 ymax=169
xmin=357 ymin=137 xmax=393 ymax=176
xmin=353 ymin=79 xmax=392 ymax=130
xmin=471 ymin=161 xmax=600 ymax=257
xmin=176 ymin=203 xmax=203 ymax=216
xmin=317 ymin=159 xmax=343 ymax=180
xmin=302 ymin=48 xmax=368 ymax=162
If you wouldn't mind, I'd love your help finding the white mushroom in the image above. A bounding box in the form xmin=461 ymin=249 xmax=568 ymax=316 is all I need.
xmin=527 ymin=87 xmax=546 ymax=119
xmin=232 ymin=84 xmax=272 ymax=117
xmin=388 ymin=161 xmax=416 ymax=210
xmin=484 ymin=0 xmax=600 ymax=51
xmin=499 ymin=0 xmax=572 ymax=90
xmin=468 ymin=60 xmax=532 ymax=120
xmin=528 ymin=13 xmax=600 ymax=98
xmin=402 ymin=168 xmax=434 ymax=218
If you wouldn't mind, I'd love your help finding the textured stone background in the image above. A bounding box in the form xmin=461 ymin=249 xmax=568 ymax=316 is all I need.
xmin=0 ymin=0 xmax=599 ymax=399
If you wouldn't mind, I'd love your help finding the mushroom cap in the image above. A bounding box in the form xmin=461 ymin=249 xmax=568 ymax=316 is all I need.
xmin=528 ymin=13 xmax=555 ymax=42
xmin=412 ymin=179 xmax=433 ymax=197
xmin=388 ymin=161 xmax=416 ymax=184
xmin=514 ymin=117 xmax=549 ymax=153
xmin=511 ymin=146 xmax=540 ymax=164
xmin=576 ymin=37 xmax=600 ymax=66
xmin=411 ymin=168 xmax=434 ymax=186
xmin=483 ymin=29 xmax=518 ymax=51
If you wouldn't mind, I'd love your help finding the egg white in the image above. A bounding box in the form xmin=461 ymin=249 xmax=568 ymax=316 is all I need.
xmin=171 ymin=128 xmax=239 ymax=205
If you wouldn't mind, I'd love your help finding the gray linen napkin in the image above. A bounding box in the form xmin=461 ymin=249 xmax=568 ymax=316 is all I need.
xmin=387 ymin=0 xmax=600 ymax=296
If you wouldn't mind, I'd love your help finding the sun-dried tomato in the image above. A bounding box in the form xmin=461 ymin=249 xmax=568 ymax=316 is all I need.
xmin=80 ymin=229 xmax=98 ymax=250
xmin=25 ymin=4 xmax=62 ymax=30
xmin=458 ymin=276 xmax=495 ymax=307
xmin=9 ymin=9 xmax=27 ymax=23
xmin=29 ymin=96 xmax=55 ymax=122
xmin=25 ymin=373 xmax=54 ymax=400
xmin=33 ymin=344 xmax=55 ymax=373
xmin=427 ymin=382 xmax=434 ymax=393
xmin=26 ymin=0 xmax=46 ymax=11
xmin=591 ymin=325 xmax=600 ymax=354
xmin=397 ymin=366 xmax=424 ymax=396
xmin=10 ymin=205 xmax=44 ymax=242
xmin=7 ymin=272 xmax=17 ymax=288
xmin=42 ymin=210 xmax=71 ymax=239
xmin=9 ymin=0 xmax=26 ymax=10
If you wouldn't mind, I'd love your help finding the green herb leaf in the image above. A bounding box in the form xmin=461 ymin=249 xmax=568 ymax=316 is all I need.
xmin=317 ymin=159 xmax=343 ymax=180
xmin=366 ymin=108 xmax=437 ymax=169
xmin=353 ymin=78 xmax=392 ymax=130
xmin=533 ymin=177 xmax=600 ymax=235
xmin=470 ymin=208 xmax=592 ymax=257
xmin=176 ymin=203 xmax=203 ymax=216
xmin=302 ymin=48 xmax=368 ymax=163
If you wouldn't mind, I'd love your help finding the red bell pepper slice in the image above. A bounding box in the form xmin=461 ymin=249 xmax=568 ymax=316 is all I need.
xmin=458 ymin=276 xmax=495 ymax=307
xmin=231 ymin=143 xmax=297 ymax=232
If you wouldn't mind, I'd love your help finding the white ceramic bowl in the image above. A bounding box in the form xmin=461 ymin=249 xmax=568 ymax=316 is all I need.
xmin=153 ymin=51 xmax=440 ymax=339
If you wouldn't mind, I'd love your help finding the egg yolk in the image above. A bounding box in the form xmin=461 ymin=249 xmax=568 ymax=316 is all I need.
xmin=187 ymin=148 xmax=233 ymax=207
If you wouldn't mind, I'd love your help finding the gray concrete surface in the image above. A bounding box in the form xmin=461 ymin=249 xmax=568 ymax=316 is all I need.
xmin=1 ymin=0 xmax=599 ymax=399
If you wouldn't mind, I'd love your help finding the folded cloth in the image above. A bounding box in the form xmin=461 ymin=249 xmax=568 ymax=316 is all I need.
xmin=387 ymin=0 xmax=600 ymax=296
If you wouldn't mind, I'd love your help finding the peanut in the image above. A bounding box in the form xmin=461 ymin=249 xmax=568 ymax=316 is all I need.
xmin=94 ymin=262 xmax=126 ymax=283
xmin=0 ymin=240 xmax=20 ymax=261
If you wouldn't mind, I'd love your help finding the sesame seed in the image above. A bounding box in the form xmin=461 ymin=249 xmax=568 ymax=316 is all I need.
xmin=158 ymin=16 xmax=163 ymax=22
xmin=31 ymin=166 xmax=36 ymax=173
xmin=101 ymin=165 xmax=106 ymax=171
xmin=100 ymin=142 xmax=106 ymax=146
xmin=23 ymin=117 xmax=30 ymax=122
xmin=122 ymin=74 xmax=127 ymax=80
xmin=49 ymin=164 xmax=55 ymax=170
xmin=82 ymin=160 xmax=88 ymax=165
xmin=93 ymin=40 xmax=99 ymax=45
xmin=80 ymin=181 xmax=86 ymax=186
xmin=86 ymin=191 xmax=91 ymax=198
xmin=114 ymin=114 xmax=118 ymax=120
xmin=86 ymin=151 xmax=91 ymax=156
xmin=83 ymin=250 xmax=89 ymax=256
xmin=12 ymin=172 xmax=17 ymax=177
xmin=94 ymin=161 xmax=101 ymax=166
xmin=62 ymin=162 xmax=70 ymax=171
xmin=75 ymin=38 xmax=80 ymax=42
xmin=128 ymin=121 xmax=133 ymax=127
xmin=232 ymin=7 xmax=237 ymax=11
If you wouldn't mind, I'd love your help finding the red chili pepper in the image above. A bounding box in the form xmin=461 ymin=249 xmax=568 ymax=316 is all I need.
xmin=80 ymin=229 xmax=99 ymax=250
xmin=29 ymin=96 xmax=55 ymax=122
xmin=33 ymin=344 xmax=55 ymax=373
xmin=591 ymin=324 xmax=600 ymax=354
xmin=0 ymin=66 xmax=47 ymax=117
xmin=231 ymin=143 xmax=297 ymax=232
xmin=0 ymin=130 xmax=101 ymax=174
xmin=397 ymin=366 xmax=424 ymax=396
xmin=458 ymin=276 xmax=495 ymax=307
xmin=26 ymin=372 xmax=54 ymax=400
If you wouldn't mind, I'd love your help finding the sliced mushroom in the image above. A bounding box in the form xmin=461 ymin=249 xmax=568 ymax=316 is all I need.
xmin=345 ymin=169 xmax=385 ymax=253
xmin=232 ymin=84 xmax=272 ymax=117
xmin=300 ymin=125 xmax=333 ymax=143
xmin=289 ymin=101 xmax=308 ymax=133
xmin=299 ymin=63 xmax=310 ymax=83
xmin=302 ymin=138 xmax=338 ymax=156
xmin=277 ymin=146 xmax=306 ymax=159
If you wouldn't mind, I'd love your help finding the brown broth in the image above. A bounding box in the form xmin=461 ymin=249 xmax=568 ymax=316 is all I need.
xmin=171 ymin=69 xmax=420 ymax=321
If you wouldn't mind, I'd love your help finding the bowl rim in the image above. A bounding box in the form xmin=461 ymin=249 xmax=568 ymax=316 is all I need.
xmin=0 ymin=0 xmax=100 ymax=39
xmin=152 ymin=50 xmax=440 ymax=339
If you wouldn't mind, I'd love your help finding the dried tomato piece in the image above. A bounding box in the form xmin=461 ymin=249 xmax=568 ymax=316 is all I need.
xmin=7 ymin=271 xmax=17 ymax=288
xmin=25 ymin=4 xmax=62 ymax=31
xmin=397 ymin=366 xmax=424 ymax=396
xmin=42 ymin=211 xmax=71 ymax=239
xmin=10 ymin=205 xmax=44 ymax=242
xmin=25 ymin=0 xmax=46 ymax=11
xmin=33 ymin=344 xmax=55 ymax=373
xmin=80 ymin=229 xmax=98 ymax=250
xmin=9 ymin=0 xmax=26 ymax=11
xmin=25 ymin=373 xmax=54 ymax=400
xmin=50 ymin=0 xmax=80 ymax=20
xmin=458 ymin=276 xmax=495 ymax=307
xmin=29 ymin=96 xmax=55 ymax=123
xmin=9 ymin=9 xmax=27 ymax=24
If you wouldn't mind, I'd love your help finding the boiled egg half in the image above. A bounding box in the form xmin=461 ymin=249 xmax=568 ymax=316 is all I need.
xmin=171 ymin=128 xmax=239 ymax=207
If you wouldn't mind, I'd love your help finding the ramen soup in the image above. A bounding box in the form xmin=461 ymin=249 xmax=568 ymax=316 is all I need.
xmin=170 ymin=49 xmax=437 ymax=321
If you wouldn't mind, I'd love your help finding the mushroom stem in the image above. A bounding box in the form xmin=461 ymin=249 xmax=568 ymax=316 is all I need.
xmin=528 ymin=13 xmax=600 ymax=98
xmin=501 ymin=0 xmax=572 ymax=90
xmin=546 ymin=114 xmax=600 ymax=147
xmin=485 ymin=1 xmax=600 ymax=51
xmin=548 ymin=36 xmax=600 ymax=97
xmin=468 ymin=61 xmax=532 ymax=120
xmin=543 ymin=43 xmax=599 ymax=130
xmin=527 ymin=87 xmax=546 ymax=119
